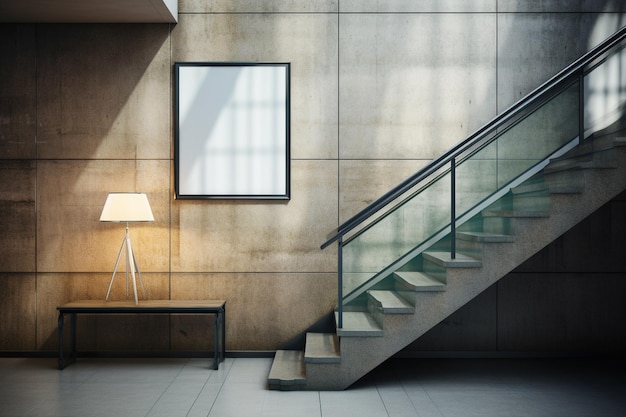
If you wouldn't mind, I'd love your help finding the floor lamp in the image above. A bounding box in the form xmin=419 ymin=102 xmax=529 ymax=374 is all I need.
xmin=100 ymin=193 xmax=154 ymax=304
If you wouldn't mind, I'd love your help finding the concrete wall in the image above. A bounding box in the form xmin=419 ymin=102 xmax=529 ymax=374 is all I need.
xmin=1 ymin=0 xmax=625 ymax=354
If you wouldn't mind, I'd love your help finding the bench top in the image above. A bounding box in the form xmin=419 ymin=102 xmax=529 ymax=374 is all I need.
xmin=58 ymin=300 xmax=225 ymax=313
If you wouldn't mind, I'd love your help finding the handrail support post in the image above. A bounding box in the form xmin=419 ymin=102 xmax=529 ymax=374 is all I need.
xmin=579 ymin=73 xmax=584 ymax=141
xmin=451 ymin=159 xmax=456 ymax=260
xmin=337 ymin=236 xmax=343 ymax=329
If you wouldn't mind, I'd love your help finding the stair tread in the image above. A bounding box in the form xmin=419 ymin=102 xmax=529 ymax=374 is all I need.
xmin=456 ymin=231 xmax=515 ymax=243
xmin=482 ymin=209 xmax=549 ymax=218
xmin=542 ymin=181 xmax=584 ymax=194
xmin=423 ymin=251 xmax=482 ymax=268
xmin=336 ymin=311 xmax=383 ymax=337
xmin=511 ymin=181 xmax=547 ymax=195
xmin=394 ymin=271 xmax=445 ymax=291
xmin=368 ymin=290 xmax=414 ymax=313
xmin=544 ymin=154 xmax=615 ymax=173
xmin=305 ymin=333 xmax=340 ymax=363
xmin=268 ymin=350 xmax=306 ymax=388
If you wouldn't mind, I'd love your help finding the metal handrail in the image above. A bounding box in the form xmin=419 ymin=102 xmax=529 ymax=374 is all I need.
xmin=322 ymin=25 xmax=626 ymax=251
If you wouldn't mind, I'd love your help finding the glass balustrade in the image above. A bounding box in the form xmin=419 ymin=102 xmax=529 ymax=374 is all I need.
xmin=341 ymin=79 xmax=580 ymax=303
xmin=325 ymin=27 xmax=626 ymax=324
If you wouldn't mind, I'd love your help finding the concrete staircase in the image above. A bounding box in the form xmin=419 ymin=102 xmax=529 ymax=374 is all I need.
xmin=268 ymin=133 xmax=626 ymax=391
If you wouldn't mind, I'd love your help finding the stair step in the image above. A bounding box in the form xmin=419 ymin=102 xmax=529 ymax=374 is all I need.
xmin=544 ymin=159 xmax=595 ymax=173
xmin=511 ymin=179 xmax=547 ymax=195
xmin=557 ymin=135 xmax=621 ymax=156
xmin=368 ymin=290 xmax=414 ymax=314
xmin=268 ymin=350 xmax=306 ymax=390
xmin=456 ymin=231 xmax=515 ymax=243
xmin=542 ymin=180 xmax=584 ymax=194
xmin=335 ymin=311 xmax=383 ymax=337
xmin=394 ymin=271 xmax=445 ymax=291
xmin=423 ymin=252 xmax=482 ymax=268
xmin=481 ymin=208 xmax=549 ymax=218
xmin=544 ymin=153 xmax=616 ymax=173
xmin=305 ymin=333 xmax=340 ymax=364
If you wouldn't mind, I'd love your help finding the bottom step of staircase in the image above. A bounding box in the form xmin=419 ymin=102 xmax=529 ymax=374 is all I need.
xmin=268 ymin=350 xmax=306 ymax=390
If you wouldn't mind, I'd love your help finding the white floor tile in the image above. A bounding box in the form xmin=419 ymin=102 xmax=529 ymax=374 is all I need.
xmin=0 ymin=357 xmax=624 ymax=417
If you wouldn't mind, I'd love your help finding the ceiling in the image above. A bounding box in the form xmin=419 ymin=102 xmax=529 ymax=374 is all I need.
xmin=0 ymin=0 xmax=177 ymax=23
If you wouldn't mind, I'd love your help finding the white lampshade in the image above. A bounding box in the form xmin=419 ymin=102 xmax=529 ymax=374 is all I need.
xmin=100 ymin=193 xmax=155 ymax=222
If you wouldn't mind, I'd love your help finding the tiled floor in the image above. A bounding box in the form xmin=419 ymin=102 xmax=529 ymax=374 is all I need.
xmin=0 ymin=356 xmax=624 ymax=417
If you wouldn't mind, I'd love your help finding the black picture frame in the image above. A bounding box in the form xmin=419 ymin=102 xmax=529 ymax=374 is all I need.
xmin=174 ymin=62 xmax=291 ymax=200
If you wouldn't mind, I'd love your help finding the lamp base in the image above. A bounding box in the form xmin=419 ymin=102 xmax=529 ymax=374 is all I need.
xmin=105 ymin=223 xmax=146 ymax=304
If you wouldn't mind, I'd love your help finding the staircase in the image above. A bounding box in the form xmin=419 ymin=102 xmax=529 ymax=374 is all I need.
xmin=268 ymin=26 xmax=626 ymax=391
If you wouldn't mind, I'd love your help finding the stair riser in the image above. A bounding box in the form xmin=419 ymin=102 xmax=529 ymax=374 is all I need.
xmin=395 ymin=289 xmax=416 ymax=306
xmin=511 ymin=177 xmax=546 ymax=195
xmin=545 ymin=147 xmax=617 ymax=173
xmin=393 ymin=284 xmax=444 ymax=307
xmin=481 ymin=216 xmax=515 ymax=235
xmin=486 ymin=193 xmax=551 ymax=213
xmin=541 ymin=171 xmax=584 ymax=194
xmin=422 ymin=259 xmax=447 ymax=284
xmin=366 ymin=302 xmax=384 ymax=328
xmin=455 ymin=238 xmax=484 ymax=261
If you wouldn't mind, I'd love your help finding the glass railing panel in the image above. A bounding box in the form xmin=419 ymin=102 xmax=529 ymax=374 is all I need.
xmin=341 ymin=79 xmax=581 ymax=305
xmin=494 ymin=80 xmax=580 ymax=189
xmin=453 ymin=141 xmax=498 ymax=218
xmin=341 ymin=168 xmax=451 ymax=297
xmin=584 ymin=40 xmax=626 ymax=138
xmin=453 ymin=80 xmax=580 ymax=220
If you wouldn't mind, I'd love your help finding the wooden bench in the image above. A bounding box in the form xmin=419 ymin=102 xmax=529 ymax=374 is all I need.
xmin=57 ymin=300 xmax=226 ymax=370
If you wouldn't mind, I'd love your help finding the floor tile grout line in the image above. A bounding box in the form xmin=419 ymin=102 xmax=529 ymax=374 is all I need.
xmin=403 ymin=381 xmax=444 ymax=417
xmin=377 ymin=385 xmax=392 ymax=417
xmin=203 ymin=358 xmax=235 ymax=417
xmin=143 ymin=359 xmax=192 ymax=417
xmin=184 ymin=368 xmax=214 ymax=417
xmin=318 ymin=391 xmax=324 ymax=417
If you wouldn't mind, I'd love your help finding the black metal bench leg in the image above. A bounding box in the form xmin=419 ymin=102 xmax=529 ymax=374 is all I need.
xmin=213 ymin=313 xmax=219 ymax=370
xmin=58 ymin=312 xmax=64 ymax=370
xmin=70 ymin=313 xmax=77 ymax=362
xmin=223 ymin=306 xmax=226 ymax=363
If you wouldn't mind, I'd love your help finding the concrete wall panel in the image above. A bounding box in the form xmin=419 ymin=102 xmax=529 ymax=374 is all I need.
xmin=497 ymin=273 xmax=626 ymax=352
xmin=339 ymin=160 xmax=430 ymax=223
xmin=497 ymin=14 xmax=593 ymax=111
xmin=36 ymin=160 xmax=170 ymax=273
xmin=180 ymin=0 xmax=338 ymax=13
xmin=340 ymin=0 xmax=495 ymax=12
xmin=172 ymin=160 xmax=337 ymax=273
xmin=37 ymin=273 xmax=170 ymax=352
xmin=499 ymin=0 xmax=626 ymax=12
xmin=0 ymin=25 xmax=36 ymax=160
xmin=171 ymin=272 xmax=336 ymax=350
xmin=36 ymin=24 xmax=171 ymax=160
xmin=172 ymin=13 xmax=339 ymax=160
xmin=0 ymin=274 xmax=36 ymax=351
xmin=0 ymin=160 xmax=36 ymax=272
xmin=339 ymin=13 xmax=496 ymax=159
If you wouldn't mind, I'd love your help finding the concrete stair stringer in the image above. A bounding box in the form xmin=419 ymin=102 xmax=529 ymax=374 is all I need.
xmin=301 ymin=146 xmax=626 ymax=391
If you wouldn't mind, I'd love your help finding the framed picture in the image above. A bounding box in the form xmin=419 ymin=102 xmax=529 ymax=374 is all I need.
xmin=174 ymin=62 xmax=290 ymax=199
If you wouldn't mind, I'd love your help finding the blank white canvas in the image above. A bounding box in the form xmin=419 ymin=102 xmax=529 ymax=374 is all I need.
xmin=177 ymin=64 xmax=288 ymax=198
